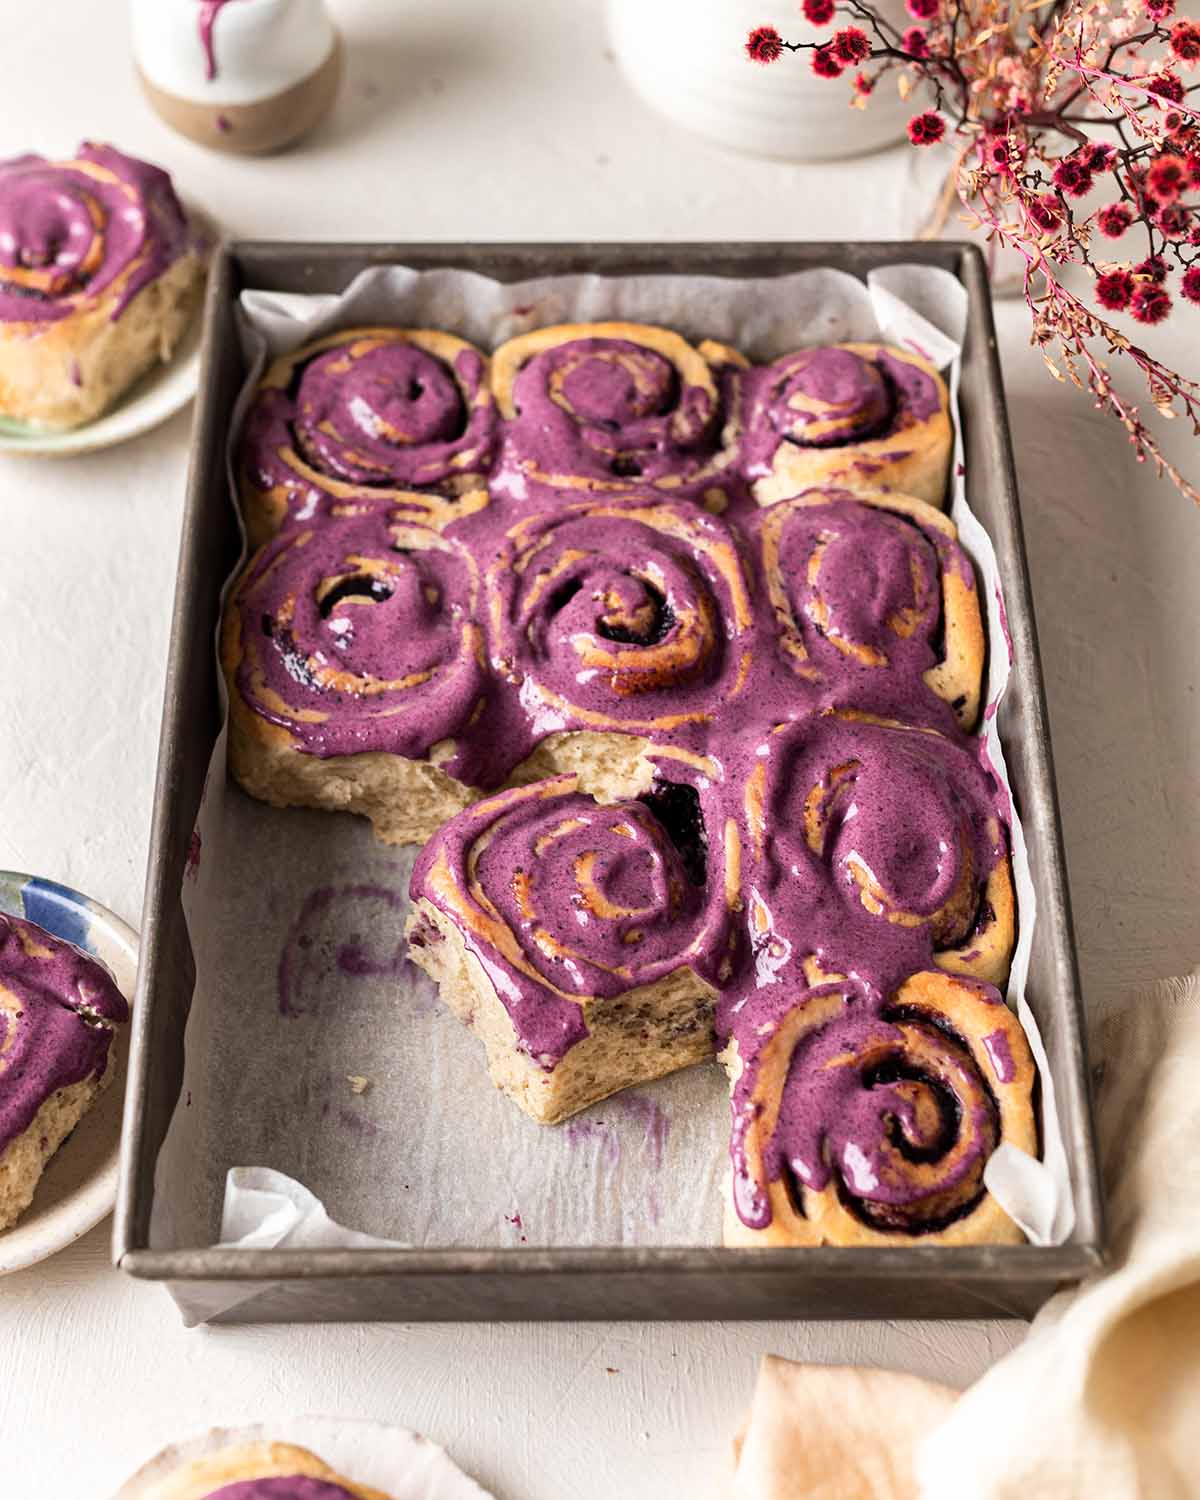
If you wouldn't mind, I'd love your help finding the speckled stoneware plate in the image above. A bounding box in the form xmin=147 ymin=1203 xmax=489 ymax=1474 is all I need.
xmin=0 ymin=204 xmax=215 ymax=458
xmin=0 ymin=873 xmax=138 ymax=1274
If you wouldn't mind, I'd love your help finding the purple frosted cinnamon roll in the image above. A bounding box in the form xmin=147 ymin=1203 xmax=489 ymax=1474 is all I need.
xmin=484 ymin=495 xmax=758 ymax=795
xmin=237 ymin=326 xmax=496 ymax=547
xmin=490 ymin=320 xmax=743 ymax=506
xmin=742 ymin=708 xmax=1015 ymax=991
xmin=0 ymin=142 xmax=203 ymax=429
xmin=128 ymin=1439 xmax=392 ymax=1498
xmin=0 ymin=912 xmax=128 ymax=1231
xmin=407 ymin=771 xmax=740 ymax=1123
xmin=754 ymin=487 xmax=985 ymax=728
xmin=721 ymin=970 xmax=1036 ymax=1246
xmin=220 ymin=504 xmax=498 ymax=845
xmin=736 ymin=342 xmax=953 ymax=508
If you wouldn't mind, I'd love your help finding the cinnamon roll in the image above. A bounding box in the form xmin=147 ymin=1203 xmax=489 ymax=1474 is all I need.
xmin=486 ymin=495 xmax=757 ymax=796
xmin=721 ymin=970 xmax=1037 ymax=1246
xmin=490 ymin=321 xmax=743 ymax=505
xmin=0 ymin=912 xmax=128 ymax=1232
xmin=134 ymin=1441 xmax=391 ymax=1499
xmin=220 ymin=505 xmax=498 ymax=846
xmin=237 ymin=327 xmax=496 ymax=547
xmin=407 ymin=772 xmax=739 ymax=1123
xmin=743 ymin=709 xmax=1015 ymax=989
xmin=737 ymin=343 xmax=953 ymax=508
xmin=755 ymin=487 xmax=984 ymax=729
xmin=0 ymin=142 xmax=204 ymax=429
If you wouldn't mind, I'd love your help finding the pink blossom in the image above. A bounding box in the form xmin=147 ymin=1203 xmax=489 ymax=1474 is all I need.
xmin=907 ymin=110 xmax=946 ymax=145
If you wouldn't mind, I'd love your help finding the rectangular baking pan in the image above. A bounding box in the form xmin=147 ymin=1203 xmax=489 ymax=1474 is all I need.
xmin=115 ymin=241 xmax=1105 ymax=1322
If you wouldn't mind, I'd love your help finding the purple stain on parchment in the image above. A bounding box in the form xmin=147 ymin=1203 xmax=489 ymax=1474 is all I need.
xmin=617 ymin=1092 xmax=670 ymax=1170
xmin=277 ymin=883 xmax=407 ymax=1016
xmin=566 ymin=1117 xmax=621 ymax=1168
xmin=338 ymin=1106 xmax=380 ymax=1139
xmin=995 ymin=583 xmax=1014 ymax=667
xmin=504 ymin=1211 xmax=527 ymax=1242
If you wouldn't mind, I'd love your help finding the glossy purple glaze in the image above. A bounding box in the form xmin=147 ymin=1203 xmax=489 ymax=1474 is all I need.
xmin=204 ymin=1480 xmax=360 ymax=1500
xmin=482 ymin=498 xmax=756 ymax=754
xmin=0 ymin=912 xmax=128 ymax=1154
xmin=738 ymin=345 xmax=941 ymax=479
xmin=754 ymin=493 xmax=972 ymax=704
xmin=0 ymin=143 xmax=190 ymax=326
xmin=197 ymin=0 xmax=247 ymax=81
xmin=411 ymin=778 xmax=732 ymax=1065
xmin=242 ymin=338 xmax=496 ymax=501
xmin=727 ymin=982 xmax=1003 ymax=1232
xmin=493 ymin=336 xmax=720 ymax=496
xmin=233 ymin=509 xmax=495 ymax=786
xmin=984 ymin=1026 xmax=1016 ymax=1084
xmin=743 ymin=711 xmax=1006 ymax=1000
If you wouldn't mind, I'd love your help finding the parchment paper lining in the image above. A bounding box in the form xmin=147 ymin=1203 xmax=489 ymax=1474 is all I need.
xmin=148 ymin=265 xmax=1073 ymax=1323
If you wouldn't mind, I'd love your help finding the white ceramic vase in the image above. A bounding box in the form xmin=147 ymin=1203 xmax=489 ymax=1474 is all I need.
xmin=606 ymin=0 xmax=911 ymax=162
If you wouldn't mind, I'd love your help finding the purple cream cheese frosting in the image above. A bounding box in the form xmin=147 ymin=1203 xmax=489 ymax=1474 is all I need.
xmin=0 ymin=142 xmax=190 ymax=326
xmin=752 ymin=492 xmax=973 ymax=706
xmin=726 ymin=981 xmax=1007 ymax=1233
xmin=0 ymin=912 xmax=128 ymax=1155
xmin=233 ymin=508 xmax=495 ymax=786
xmin=410 ymin=777 xmax=734 ymax=1065
xmin=738 ymin=345 xmax=941 ymax=478
xmin=204 ymin=1481 xmax=361 ymax=1500
xmin=493 ymin=336 xmax=721 ymax=496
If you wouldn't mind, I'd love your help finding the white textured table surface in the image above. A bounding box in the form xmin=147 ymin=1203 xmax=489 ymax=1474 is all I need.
xmin=1 ymin=3 xmax=1198 ymax=1497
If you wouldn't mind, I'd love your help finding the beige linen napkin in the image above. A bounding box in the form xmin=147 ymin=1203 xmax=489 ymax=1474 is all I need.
xmin=732 ymin=972 xmax=1200 ymax=1500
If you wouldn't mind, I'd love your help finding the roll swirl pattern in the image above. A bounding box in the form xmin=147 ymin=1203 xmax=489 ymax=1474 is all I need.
xmin=411 ymin=775 xmax=738 ymax=1066
xmin=723 ymin=970 xmax=1036 ymax=1246
xmin=487 ymin=496 xmax=756 ymax=741
xmin=0 ymin=142 xmax=191 ymax=326
xmin=744 ymin=709 xmax=1014 ymax=990
xmin=238 ymin=327 xmax=496 ymax=545
xmin=754 ymin=488 xmax=985 ymax=728
xmin=490 ymin=321 xmax=739 ymax=500
xmin=737 ymin=342 xmax=953 ymax=508
xmin=0 ymin=912 xmax=128 ymax=1159
xmin=222 ymin=506 xmax=496 ymax=787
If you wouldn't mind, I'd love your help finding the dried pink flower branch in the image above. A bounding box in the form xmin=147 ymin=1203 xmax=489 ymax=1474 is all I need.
xmin=748 ymin=0 xmax=1200 ymax=504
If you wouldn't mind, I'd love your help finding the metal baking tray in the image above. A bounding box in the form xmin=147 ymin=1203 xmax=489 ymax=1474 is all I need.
xmin=115 ymin=241 xmax=1104 ymax=1322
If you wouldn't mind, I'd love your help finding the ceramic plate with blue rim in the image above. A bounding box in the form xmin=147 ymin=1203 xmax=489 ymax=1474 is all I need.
xmin=0 ymin=872 xmax=138 ymax=1274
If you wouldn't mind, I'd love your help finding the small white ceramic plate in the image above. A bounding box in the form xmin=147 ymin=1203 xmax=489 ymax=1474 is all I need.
xmin=0 ymin=873 xmax=138 ymax=1275
xmin=0 ymin=206 xmax=214 ymax=458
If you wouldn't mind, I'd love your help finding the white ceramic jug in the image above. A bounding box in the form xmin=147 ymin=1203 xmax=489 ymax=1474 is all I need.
xmin=607 ymin=0 xmax=910 ymax=161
